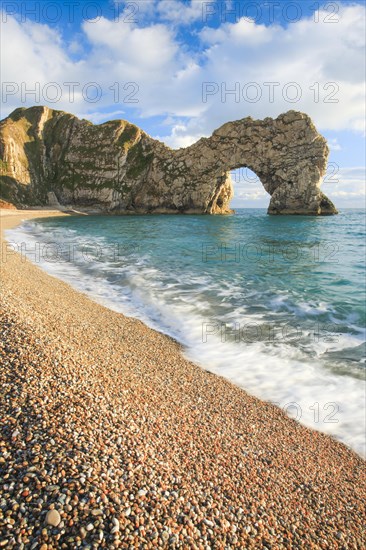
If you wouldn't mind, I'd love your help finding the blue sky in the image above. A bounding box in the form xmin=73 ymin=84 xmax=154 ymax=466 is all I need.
xmin=1 ymin=0 xmax=365 ymax=207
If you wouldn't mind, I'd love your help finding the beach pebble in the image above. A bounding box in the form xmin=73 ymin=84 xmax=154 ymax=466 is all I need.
xmin=45 ymin=509 xmax=61 ymax=527
xmin=111 ymin=518 xmax=120 ymax=533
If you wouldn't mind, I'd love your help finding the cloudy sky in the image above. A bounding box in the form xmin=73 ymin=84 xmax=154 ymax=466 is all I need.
xmin=1 ymin=0 xmax=365 ymax=207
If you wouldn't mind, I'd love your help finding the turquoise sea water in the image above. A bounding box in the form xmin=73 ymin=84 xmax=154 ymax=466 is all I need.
xmin=8 ymin=209 xmax=366 ymax=456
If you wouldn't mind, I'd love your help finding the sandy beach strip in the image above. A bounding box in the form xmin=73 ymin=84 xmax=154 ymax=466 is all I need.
xmin=0 ymin=209 xmax=365 ymax=549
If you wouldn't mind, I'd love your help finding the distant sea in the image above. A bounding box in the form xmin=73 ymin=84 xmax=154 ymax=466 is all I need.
xmin=8 ymin=209 xmax=366 ymax=456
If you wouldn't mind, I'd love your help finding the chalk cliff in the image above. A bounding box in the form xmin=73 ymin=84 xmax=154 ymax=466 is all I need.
xmin=0 ymin=106 xmax=337 ymax=215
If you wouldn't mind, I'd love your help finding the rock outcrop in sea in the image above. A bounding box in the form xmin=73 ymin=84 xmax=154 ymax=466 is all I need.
xmin=0 ymin=106 xmax=337 ymax=215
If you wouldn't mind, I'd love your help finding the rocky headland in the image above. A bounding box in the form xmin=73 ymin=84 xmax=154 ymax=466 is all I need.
xmin=0 ymin=106 xmax=337 ymax=215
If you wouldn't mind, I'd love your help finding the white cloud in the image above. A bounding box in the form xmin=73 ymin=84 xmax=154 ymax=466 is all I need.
xmin=113 ymin=0 xmax=157 ymax=21
xmin=236 ymin=190 xmax=267 ymax=200
xmin=320 ymin=166 xmax=365 ymax=207
xmin=328 ymin=138 xmax=342 ymax=151
xmin=77 ymin=110 xmax=126 ymax=124
xmin=157 ymin=0 xmax=204 ymax=25
xmin=0 ymin=11 xmax=183 ymax=116
xmin=82 ymin=17 xmax=178 ymax=72
xmin=0 ymin=16 xmax=72 ymax=86
xmin=201 ymin=17 xmax=275 ymax=46
xmin=155 ymin=120 xmax=204 ymax=148
xmin=68 ymin=40 xmax=84 ymax=55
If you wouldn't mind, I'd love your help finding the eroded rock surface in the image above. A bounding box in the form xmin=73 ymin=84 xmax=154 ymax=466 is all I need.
xmin=0 ymin=106 xmax=337 ymax=215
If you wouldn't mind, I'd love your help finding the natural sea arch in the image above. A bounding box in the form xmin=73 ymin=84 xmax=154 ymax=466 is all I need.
xmin=172 ymin=110 xmax=338 ymax=215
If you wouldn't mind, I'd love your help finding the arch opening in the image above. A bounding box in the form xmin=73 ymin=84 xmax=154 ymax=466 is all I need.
xmin=229 ymin=166 xmax=271 ymax=210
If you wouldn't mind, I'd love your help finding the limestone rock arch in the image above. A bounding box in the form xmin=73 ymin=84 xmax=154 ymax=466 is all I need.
xmin=170 ymin=110 xmax=337 ymax=215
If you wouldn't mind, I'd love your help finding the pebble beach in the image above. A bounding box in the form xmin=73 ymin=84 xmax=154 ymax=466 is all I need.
xmin=0 ymin=210 xmax=365 ymax=549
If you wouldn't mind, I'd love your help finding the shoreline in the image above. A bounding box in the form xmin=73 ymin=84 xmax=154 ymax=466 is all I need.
xmin=0 ymin=209 xmax=365 ymax=548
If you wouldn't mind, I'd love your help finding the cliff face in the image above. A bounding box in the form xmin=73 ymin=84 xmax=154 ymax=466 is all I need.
xmin=0 ymin=106 xmax=337 ymax=215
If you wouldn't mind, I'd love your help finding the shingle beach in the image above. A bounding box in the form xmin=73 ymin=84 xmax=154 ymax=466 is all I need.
xmin=0 ymin=210 xmax=365 ymax=549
